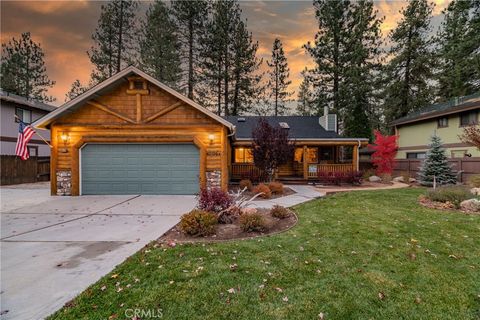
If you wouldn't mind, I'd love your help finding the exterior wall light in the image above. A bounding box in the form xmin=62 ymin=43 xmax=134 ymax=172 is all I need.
xmin=60 ymin=132 xmax=69 ymax=145
xmin=208 ymin=134 xmax=215 ymax=144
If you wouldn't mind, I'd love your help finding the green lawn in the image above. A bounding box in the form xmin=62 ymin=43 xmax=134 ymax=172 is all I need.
xmin=50 ymin=188 xmax=480 ymax=320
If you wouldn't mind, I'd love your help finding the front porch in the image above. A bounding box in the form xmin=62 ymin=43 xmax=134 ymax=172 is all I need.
xmin=230 ymin=143 xmax=361 ymax=182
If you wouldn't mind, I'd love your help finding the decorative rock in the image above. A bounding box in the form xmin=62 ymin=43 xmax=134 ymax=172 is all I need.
xmin=369 ymin=175 xmax=382 ymax=182
xmin=393 ymin=176 xmax=405 ymax=183
xmin=460 ymin=198 xmax=480 ymax=212
xmin=56 ymin=170 xmax=72 ymax=196
xmin=470 ymin=188 xmax=480 ymax=196
xmin=206 ymin=170 xmax=222 ymax=189
xmin=409 ymin=178 xmax=417 ymax=183
xmin=241 ymin=207 xmax=257 ymax=215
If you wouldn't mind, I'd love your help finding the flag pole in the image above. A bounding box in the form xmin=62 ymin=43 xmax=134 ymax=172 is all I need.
xmin=15 ymin=115 xmax=53 ymax=148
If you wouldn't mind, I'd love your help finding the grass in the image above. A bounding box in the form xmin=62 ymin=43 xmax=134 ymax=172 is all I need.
xmin=50 ymin=188 xmax=480 ymax=320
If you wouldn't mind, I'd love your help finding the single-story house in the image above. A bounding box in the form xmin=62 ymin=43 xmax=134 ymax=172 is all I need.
xmin=33 ymin=66 xmax=368 ymax=196
xmin=391 ymin=93 xmax=480 ymax=159
xmin=1 ymin=90 xmax=56 ymax=156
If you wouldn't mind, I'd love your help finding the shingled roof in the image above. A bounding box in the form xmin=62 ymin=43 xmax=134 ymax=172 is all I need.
xmin=391 ymin=92 xmax=480 ymax=126
xmin=223 ymin=116 xmax=367 ymax=141
xmin=0 ymin=90 xmax=57 ymax=112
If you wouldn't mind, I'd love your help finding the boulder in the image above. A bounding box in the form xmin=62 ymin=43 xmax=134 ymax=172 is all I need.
xmin=409 ymin=178 xmax=417 ymax=183
xmin=393 ymin=176 xmax=405 ymax=183
xmin=369 ymin=175 xmax=382 ymax=182
xmin=460 ymin=198 xmax=480 ymax=212
xmin=470 ymin=188 xmax=480 ymax=196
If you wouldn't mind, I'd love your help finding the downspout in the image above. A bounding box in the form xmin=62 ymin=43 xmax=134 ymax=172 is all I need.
xmin=356 ymin=139 xmax=362 ymax=171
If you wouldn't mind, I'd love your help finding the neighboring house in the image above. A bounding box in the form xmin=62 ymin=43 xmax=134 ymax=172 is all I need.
xmin=391 ymin=93 xmax=480 ymax=160
xmin=1 ymin=90 xmax=56 ymax=156
xmin=33 ymin=66 xmax=368 ymax=196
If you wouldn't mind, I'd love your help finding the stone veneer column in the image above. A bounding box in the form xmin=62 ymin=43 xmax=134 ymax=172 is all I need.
xmin=56 ymin=170 xmax=72 ymax=196
xmin=206 ymin=170 xmax=221 ymax=189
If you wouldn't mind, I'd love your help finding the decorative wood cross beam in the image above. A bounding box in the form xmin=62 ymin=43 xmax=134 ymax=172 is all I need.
xmin=87 ymin=100 xmax=136 ymax=124
xmin=126 ymin=76 xmax=150 ymax=123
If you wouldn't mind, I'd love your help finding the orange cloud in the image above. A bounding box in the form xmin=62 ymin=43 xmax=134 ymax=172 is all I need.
xmin=13 ymin=0 xmax=89 ymax=14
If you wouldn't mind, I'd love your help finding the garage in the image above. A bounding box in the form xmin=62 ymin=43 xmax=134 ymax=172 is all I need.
xmin=81 ymin=144 xmax=200 ymax=195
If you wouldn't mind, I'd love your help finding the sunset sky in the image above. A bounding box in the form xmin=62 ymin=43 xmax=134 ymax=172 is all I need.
xmin=1 ymin=0 xmax=450 ymax=106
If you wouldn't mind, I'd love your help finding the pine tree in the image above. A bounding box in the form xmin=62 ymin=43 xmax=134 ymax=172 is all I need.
xmin=383 ymin=0 xmax=435 ymax=124
xmin=230 ymin=20 xmax=263 ymax=116
xmin=296 ymin=69 xmax=315 ymax=116
xmin=88 ymin=0 xmax=138 ymax=83
xmin=304 ymin=0 xmax=350 ymax=117
xmin=342 ymin=0 xmax=383 ymax=139
xmin=200 ymin=0 xmax=262 ymax=116
xmin=140 ymin=0 xmax=181 ymax=88
xmin=65 ymin=79 xmax=88 ymax=102
xmin=0 ymin=32 xmax=55 ymax=102
xmin=266 ymin=38 xmax=293 ymax=116
xmin=418 ymin=134 xmax=457 ymax=186
xmin=436 ymin=0 xmax=480 ymax=99
xmin=171 ymin=0 xmax=209 ymax=100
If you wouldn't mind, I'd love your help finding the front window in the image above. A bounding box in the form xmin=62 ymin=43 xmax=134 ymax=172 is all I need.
xmin=15 ymin=107 xmax=32 ymax=124
xmin=406 ymin=152 xmax=426 ymax=159
xmin=234 ymin=147 xmax=253 ymax=163
xmin=460 ymin=111 xmax=478 ymax=126
xmin=437 ymin=117 xmax=448 ymax=128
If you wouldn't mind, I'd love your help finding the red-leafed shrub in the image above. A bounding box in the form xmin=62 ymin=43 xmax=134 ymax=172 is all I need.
xmin=239 ymin=179 xmax=253 ymax=191
xmin=197 ymin=188 xmax=234 ymax=213
xmin=368 ymin=130 xmax=398 ymax=175
xmin=317 ymin=170 xmax=363 ymax=185
xmin=268 ymin=181 xmax=284 ymax=195
xmin=253 ymin=183 xmax=272 ymax=199
xmin=180 ymin=210 xmax=217 ymax=236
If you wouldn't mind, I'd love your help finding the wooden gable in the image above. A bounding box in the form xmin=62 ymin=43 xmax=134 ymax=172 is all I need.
xmin=56 ymin=77 xmax=216 ymax=126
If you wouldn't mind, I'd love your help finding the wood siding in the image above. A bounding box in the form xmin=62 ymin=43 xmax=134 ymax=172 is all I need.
xmin=50 ymin=80 xmax=228 ymax=195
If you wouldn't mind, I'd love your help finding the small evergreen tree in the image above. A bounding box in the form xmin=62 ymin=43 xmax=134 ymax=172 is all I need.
xmin=266 ymin=38 xmax=293 ymax=115
xmin=418 ymin=134 xmax=457 ymax=186
xmin=1 ymin=32 xmax=55 ymax=102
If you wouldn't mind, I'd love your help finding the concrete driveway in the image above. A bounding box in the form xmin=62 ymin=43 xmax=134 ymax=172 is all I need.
xmin=0 ymin=183 xmax=196 ymax=320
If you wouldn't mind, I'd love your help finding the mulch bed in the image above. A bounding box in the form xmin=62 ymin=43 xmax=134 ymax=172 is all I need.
xmin=418 ymin=195 xmax=479 ymax=215
xmin=228 ymin=186 xmax=296 ymax=200
xmin=158 ymin=208 xmax=298 ymax=243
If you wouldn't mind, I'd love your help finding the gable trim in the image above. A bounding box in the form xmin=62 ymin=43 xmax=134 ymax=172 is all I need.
xmin=33 ymin=66 xmax=235 ymax=130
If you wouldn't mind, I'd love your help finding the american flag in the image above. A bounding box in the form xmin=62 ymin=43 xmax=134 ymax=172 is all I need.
xmin=15 ymin=121 xmax=35 ymax=160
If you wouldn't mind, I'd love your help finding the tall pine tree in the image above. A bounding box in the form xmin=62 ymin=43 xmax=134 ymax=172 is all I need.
xmin=65 ymin=79 xmax=88 ymax=102
xmin=266 ymin=38 xmax=293 ymax=116
xmin=342 ymin=0 xmax=383 ymax=139
xmin=1 ymin=32 xmax=55 ymax=102
xmin=171 ymin=0 xmax=209 ymax=100
xmin=436 ymin=0 xmax=480 ymax=100
xmin=382 ymin=0 xmax=435 ymax=124
xmin=296 ymin=69 xmax=315 ymax=116
xmin=140 ymin=0 xmax=181 ymax=88
xmin=88 ymin=0 xmax=138 ymax=83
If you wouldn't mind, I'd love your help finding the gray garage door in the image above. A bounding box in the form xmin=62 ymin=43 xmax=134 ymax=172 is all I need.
xmin=81 ymin=144 xmax=199 ymax=195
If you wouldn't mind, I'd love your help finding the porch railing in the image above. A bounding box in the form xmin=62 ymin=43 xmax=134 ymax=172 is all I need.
xmin=307 ymin=163 xmax=355 ymax=179
xmin=230 ymin=163 xmax=263 ymax=180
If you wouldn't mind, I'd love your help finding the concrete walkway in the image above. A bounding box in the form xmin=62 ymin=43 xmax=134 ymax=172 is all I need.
xmin=316 ymin=181 xmax=410 ymax=194
xmin=252 ymin=185 xmax=325 ymax=209
xmin=1 ymin=184 xmax=196 ymax=320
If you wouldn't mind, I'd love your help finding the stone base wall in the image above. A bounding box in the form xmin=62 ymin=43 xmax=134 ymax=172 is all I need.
xmin=56 ymin=170 xmax=72 ymax=196
xmin=206 ymin=170 xmax=221 ymax=189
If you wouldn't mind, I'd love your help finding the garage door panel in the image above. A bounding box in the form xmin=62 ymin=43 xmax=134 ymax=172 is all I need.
xmin=81 ymin=144 xmax=199 ymax=195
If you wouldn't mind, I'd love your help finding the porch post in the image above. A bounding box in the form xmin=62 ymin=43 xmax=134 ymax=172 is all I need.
xmin=353 ymin=144 xmax=359 ymax=171
xmin=303 ymin=145 xmax=308 ymax=179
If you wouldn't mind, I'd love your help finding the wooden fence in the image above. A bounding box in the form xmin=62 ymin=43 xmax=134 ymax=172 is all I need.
xmin=392 ymin=158 xmax=480 ymax=182
xmin=1 ymin=155 xmax=50 ymax=185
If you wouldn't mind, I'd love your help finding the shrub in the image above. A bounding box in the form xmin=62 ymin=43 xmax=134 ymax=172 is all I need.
xmin=180 ymin=210 xmax=217 ymax=236
xmin=380 ymin=173 xmax=392 ymax=183
xmin=270 ymin=205 xmax=290 ymax=219
xmin=268 ymin=181 xmax=284 ymax=195
xmin=197 ymin=188 xmax=234 ymax=213
xmin=426 ymin=186 xmax=474 ymax=208
xmin=218 ymin=206 xmax=241 ymax=224
xmin=317 ymin=171 xmax=363 ymax=185
xmin=468 ymin=175 xmax=480 ymax=188
xmin=253 ymin=183 xmax=272 ymax=199
xmin=362 ymin=169 xmax=376 ymax=179
xmin=239 ymin=179 xmax=253 ymax=191
xmin=239 ymin=212 xmax=266 ymax=232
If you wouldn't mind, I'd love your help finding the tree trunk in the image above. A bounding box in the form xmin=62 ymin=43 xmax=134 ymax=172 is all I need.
xmin=116 ymin=0 xmax=124 ymax=73
xmin=188 ymin=18 xmax=194 ymax=99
